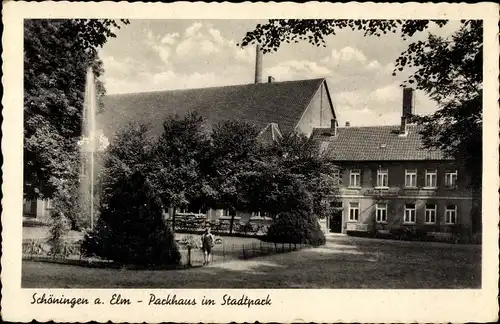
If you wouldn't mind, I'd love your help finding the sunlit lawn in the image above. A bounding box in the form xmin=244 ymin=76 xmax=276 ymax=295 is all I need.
xmin=22 ymin=235 xmax=481 ymax=289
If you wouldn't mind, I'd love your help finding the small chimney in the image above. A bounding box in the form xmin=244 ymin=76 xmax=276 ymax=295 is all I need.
xmin=400 ymin=116 xmax=407 ymax=134
xmin=268 ymin=76 xmax=275 ymax=83
xmin=331 ymin=118 xmax=337 ymax=136
xmin=255 ymin=45 xmax=263 ymax=84
xmin=345 ymin=121 xmax=350 ymax=127
xmin=401 ymin=87 xmax=414 ymax=135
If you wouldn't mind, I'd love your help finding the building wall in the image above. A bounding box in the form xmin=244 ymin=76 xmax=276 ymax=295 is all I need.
xmin=296 ymin=82 xmax=335 ymax=137
xmin=333 ymin=160 xmax=473 ymax=233
xmin=23 ymin=199 xmax=52 ymax=221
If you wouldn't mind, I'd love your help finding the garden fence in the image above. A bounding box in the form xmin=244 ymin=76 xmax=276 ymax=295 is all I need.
xmin=22 ymin=239 xmax=310 ymax=268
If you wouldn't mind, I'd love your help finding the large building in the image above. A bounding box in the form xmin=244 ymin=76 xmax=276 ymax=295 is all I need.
xmin=311 ymin=88 xmax=474 ymax=239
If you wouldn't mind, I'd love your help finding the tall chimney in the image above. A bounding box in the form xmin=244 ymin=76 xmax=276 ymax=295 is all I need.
xmin=255 ymin=45 xmax=263 ymax=84
xmin=402 ymin=87 xmax=415 ymax=117
xmin=345 ymin=121 xmax=350 ymax=127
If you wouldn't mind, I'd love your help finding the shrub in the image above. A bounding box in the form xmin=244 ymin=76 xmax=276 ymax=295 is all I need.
xmin=82 ymin=171 xmax=181 ymax=266
xmin=266 ymin=210 xmax=326 ymax=246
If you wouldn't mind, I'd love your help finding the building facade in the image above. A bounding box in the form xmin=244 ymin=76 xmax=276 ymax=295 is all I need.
xmin=312 ymin=88 xmax=474 ymax=238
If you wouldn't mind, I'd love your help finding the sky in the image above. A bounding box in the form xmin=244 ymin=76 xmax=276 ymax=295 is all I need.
xmin=98 ymin=20 xmax=462 ymax=127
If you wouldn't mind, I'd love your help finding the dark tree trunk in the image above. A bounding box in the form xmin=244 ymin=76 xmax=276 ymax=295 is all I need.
xmin=172 ymin=207 xmax=176 ymax=233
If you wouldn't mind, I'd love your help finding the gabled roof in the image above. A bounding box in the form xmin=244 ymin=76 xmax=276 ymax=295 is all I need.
xmin=257 ymin=122 xmax=283 ymax=144
xmin=99 ymin=78 xmax=326 ymax=139
xmin=312 ymin=124 xmax=451 ymax=161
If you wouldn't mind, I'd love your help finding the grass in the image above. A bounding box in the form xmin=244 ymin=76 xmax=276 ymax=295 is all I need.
xmin=22 ymin=235 xmax=481 ymax=289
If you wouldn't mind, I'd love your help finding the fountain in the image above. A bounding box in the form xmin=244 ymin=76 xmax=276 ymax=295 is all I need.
xmin=79 ymin=67 xmax=98 ymax=230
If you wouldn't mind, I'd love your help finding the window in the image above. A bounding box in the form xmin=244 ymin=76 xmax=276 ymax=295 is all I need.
xmin=445 ymin=205 xmax=457 ymax=224
xmin=251 ymin=211 xmax=261 ymax=217
xmin=376 ymin=203 xmax=387 ymax=223
xmin=425 ymin=169 xmax=437 ymax=188
xmin=377 ymin=169 xmax=388 ymax=188
xmin=349 ymin=169 xmax=361 ymax=187
xmin=223 ymin=209 xmax=235 ymax=217
xmin=404 ymin=203 xmax=416 ymax=223
xmin=349 ymin=202 xmax=359 ymax=221
xmin=445 ymin=171 xmax=458 ymax=188
xmin=425 ymin=204 xmax=437 ymax=224
xmin=405 ymin=169 xmax=417 ymax=187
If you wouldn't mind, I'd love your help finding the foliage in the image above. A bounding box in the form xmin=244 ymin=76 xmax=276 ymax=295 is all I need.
xmin=180 ymin=235 xmax=200 ymax=250
xmin=238 ymin=19 xmax=447 ymax=53
xmin=150 ymin=112 xmax=214 ymax=231
xmin=262 ymin=132 xmax=341 ymax=218
xmin=205 ymin=120 xmax=262 ymax=232
xmin=82 ymin=124 xmax=180 ymax=265
xmin=236 ymin=159 xmax=313 ymax=215
xmin=47 ymin=206 xmax=71 ymax=255
xmin=24 ymin=19 xmax=128 ymax=200
xmin=266 ymin=209 xmax=326 ymax=246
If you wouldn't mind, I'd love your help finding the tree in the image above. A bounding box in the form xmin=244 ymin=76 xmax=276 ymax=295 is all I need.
xmin=24 ymin=19 xmax=129 ymax=200
xmin=240 ymin=19 xmax=482 ymax=233
xmin=206 ymin=120 xmax=262 ymax=233
xmin=267 ymin=132 xmax=341 ymax=219
xmin=82 ymin=122 xmax=181 ymax=266
xmin=266 ymin=209 xmax=326 ymax=246
xmin=151 ymin=112 xmax=214 ymax=232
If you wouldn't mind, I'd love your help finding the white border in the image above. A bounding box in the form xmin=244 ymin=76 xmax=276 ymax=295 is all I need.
xmin=2 ymin=2 xmax=499 ymax=323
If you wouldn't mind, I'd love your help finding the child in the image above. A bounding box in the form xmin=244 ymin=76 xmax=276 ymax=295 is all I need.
xmin=201 ymin=227 xmax=215 ymax=265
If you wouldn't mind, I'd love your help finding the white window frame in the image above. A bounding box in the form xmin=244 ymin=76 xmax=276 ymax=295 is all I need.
xmin=445 ymin=170 xmax=458 ymax=188
xmin=445 ymin=205 xmax=457 ymax=224
xmin=251 ymin=211 xmax=261 ymax=217
xmin=405 ymin=169 xmax=418 ymax=188
xmin=349 ymin=169 xmax=361 ymax=188
xmin=425 ymin=169 xmax=438 ymax=188
xmin=404 ymin=203 xmax=416 ymax=223
xmin=348 ymin=202 xmax=359 ymax=221
xmin=425 ymin=204 xmax=437 ymax=224
xmin=376 ymin=169 xmax=389 ymax=188
xmin=375 ymin=203 xmax=388 ymax=223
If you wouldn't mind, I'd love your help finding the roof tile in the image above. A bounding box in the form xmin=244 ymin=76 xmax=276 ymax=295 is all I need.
xmin=312 ymin=125 xmax=451 ymax=161
xmin=100 ymin=78 xmax=325 ymax=139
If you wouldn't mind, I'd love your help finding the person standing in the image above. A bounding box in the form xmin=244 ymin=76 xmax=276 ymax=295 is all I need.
xmin=201 ymin=227 xmax=215 ymax=265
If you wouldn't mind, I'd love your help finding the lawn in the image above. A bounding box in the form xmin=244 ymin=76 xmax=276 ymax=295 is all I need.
xmin=22 ymin=235 xmax=481 ymax=289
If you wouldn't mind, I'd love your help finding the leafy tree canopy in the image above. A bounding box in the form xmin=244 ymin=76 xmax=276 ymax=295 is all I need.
xmin=24 ymin=19 xmax=129 ymax=200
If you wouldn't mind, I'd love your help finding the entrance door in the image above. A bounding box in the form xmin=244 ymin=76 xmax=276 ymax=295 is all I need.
xmin=329 ymin=209 xmax=343 ymax=233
